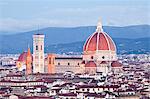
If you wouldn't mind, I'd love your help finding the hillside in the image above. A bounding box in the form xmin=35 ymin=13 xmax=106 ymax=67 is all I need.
xmin=0 ymin=25 xmax=150 ymax=54
xmin=46 ymin=38 xmax=150 ymax=54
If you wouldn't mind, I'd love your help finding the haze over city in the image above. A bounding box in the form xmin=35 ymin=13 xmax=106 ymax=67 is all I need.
xmin=0 ymin=0 xmax=150 ymax=33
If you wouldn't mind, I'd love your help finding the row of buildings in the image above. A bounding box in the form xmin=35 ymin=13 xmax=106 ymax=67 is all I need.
xmin=0 ymin=59 xmax=149 ymax=99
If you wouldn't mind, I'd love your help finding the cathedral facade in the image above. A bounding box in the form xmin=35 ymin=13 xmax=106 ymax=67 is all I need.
xmin=16 ymin=19 xmax=121 ymax=75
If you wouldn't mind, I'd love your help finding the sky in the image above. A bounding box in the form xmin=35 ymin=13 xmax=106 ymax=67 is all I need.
xmin=0 ymin=0 xmax=150 ymax=33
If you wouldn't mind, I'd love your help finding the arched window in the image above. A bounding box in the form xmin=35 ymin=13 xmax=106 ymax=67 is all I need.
xmin=36 ymin=45 xmax=38 ymax=50
xmin=68 ymin=63 xmax=70 ymax=66
xmin=49 ymin=58 xmax=51 ymax=64
xmin=91 ymin=56 xmax=94 ymax=59
xmin=41 ymin=45 xmax=42 ymax=50
xmin=53 ymin=59 xmax=54 ymax=64
xmin=58 ymin=63 xmax=60 ymax=65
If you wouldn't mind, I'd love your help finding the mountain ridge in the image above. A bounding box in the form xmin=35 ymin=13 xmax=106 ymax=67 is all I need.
xmin=1 ymin=24 xmax=149 ymax=35
xmin=0 ymin=25 xmax=150 ymax=54
xmin=45 ymin=37 xmax=150 ymax=55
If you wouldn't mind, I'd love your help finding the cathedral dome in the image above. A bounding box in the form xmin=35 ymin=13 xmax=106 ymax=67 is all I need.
xmin=18 ymin=47 xmax=32 ymax=62
xmin=18 ymin=52 xmax=27 ymax=62
xmin=83 ymin=19 xmax=117 ymax=62
xmin=83 ymin=20 xmax=116 ymax=52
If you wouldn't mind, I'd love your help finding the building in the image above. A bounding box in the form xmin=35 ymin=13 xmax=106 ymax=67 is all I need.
xmin=46 ymin=19 xmax=117 ymax=75
xmin=33 ymin=34 xmax=45 ymax=73
xmin=26 ymin=47 xmax=32 ymax=75
xmin=83 ymin=19 xmax=117 ymax=74
xmin=16 ymin=47 xmax=32 ymax=74
xmin=17 ymin=19 xmax=118 ymax=75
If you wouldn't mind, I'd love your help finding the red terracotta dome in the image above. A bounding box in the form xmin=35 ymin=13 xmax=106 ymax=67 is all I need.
xmin=18 ymin=52 xmax=27 ymax=62
xmin=85 ymin=61 xmax=96 ymax=67
xmin=111 ymin=61 xmax=122 ymax=67
xmin=18 ymin=47 xmax=32 ymax=62
xmin=83 ymin=20 xmax=116 ymax=52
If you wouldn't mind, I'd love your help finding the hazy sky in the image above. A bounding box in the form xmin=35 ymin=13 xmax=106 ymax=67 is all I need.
xmin=0 ymin=0 xmax=150 ymax=32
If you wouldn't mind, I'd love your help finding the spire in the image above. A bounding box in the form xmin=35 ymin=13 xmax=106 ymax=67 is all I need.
xmin=27 ymin=44 xmax=30 ymax=49
xmin=96 ymin=18 xmax=103 ymax=32
xmin=27 ymin=44 xmax=31 ymax=56
xmin=26 ymin=44 xmax=32 ymax=75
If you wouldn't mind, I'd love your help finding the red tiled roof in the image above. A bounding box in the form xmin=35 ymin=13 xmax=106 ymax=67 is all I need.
xmin=77 ymin=85 xmax=120 ymax=88
xmin=85 ymin=61 xmax=96 ymax=67
xmin=100 ymin=61 xmax=108 ymax=64
xmin=58 ymin=93 xmax=77 ymax=97
xmin=111 ymin=61 xmax=122 ymax=67
xmin=18 ymin=95 xmax=54 ymax=99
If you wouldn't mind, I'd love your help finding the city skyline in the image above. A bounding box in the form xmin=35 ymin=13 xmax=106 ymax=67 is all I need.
xmin=0 ymin=1 xmax=149 ymax=98
xmin=0 ymin=0 xmax=150 ymax=32
xmin=0 ymin=20 xmax=149 ymax=98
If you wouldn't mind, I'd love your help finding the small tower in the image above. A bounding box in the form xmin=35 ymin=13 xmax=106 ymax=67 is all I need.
xmin=33 ymin=34 xmax=45 ymax=73
xmin=96 ymin=18 xmax=103 ymax=33
xmin=47 ymin=54 xmax=55 ymax=74
xmin=26 ymin=46 xmax=32 ymax=75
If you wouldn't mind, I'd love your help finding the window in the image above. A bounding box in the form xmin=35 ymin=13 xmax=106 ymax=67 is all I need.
xmin=77 ymin=63 xmax=80 ymax=66
xmin=58 ymin=63 xmax=60 ymax=65
xmin=36 ymin=45 xmax=38 ymax=50
xmin=68 ymin=63 xmax=70 ymax=65
xmin=102 ymin=56 xmax=105 ymax=59
xmin=87 ymin=88 xmax=89 ymax=92
xmin=35 ymin=56 xmax=38 ymax=59
xmin=82 ymin=61 xmax=85 ymax=64
xmin=49 ymin=58 xmax=51 ymax=64
xmin=41 ymin=45 xmax=42 ymax=50
xmin=93 ymin=89 xmax=95 ymax=91
xmin=53 ymin=59 xmax=54 ymax=64
xmin=36 ymin=64 xmax=39 ymax=66
xmin=91 ymin=56 xmax=94 ymax=59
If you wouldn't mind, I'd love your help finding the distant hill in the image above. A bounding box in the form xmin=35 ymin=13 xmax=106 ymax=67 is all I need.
xmin=46 ymin=38 xmax=150 ymax=54
xmin=0 ymin=25 xmax=150 ymax=54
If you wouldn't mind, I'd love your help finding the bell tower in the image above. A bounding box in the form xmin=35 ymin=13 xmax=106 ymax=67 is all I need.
xmin=33 ymin=34 xmax=45 ymax=73
xmin=47 ymin=54 xmax=55 ymax=74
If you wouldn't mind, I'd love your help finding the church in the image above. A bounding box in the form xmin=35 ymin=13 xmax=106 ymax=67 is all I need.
xmin=16 ymin=19 xmax=122 ymax=75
